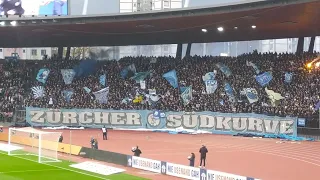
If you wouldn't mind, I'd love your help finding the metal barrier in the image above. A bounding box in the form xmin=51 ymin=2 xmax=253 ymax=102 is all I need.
xmin=297 ymin=127 xmax=320 ymax=141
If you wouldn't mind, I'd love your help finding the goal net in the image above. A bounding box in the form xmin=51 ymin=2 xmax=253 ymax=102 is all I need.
xmin=8 ymin=127 xmax=62 ymax=163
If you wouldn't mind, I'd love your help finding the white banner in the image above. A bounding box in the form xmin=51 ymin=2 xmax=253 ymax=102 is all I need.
xmin=165 ymin=162 xmax=200 ymax=180
xmin=206 ymin=169 xmax=247 ymax=180
xmin=131 ymin=156 xmax=161 ymax=173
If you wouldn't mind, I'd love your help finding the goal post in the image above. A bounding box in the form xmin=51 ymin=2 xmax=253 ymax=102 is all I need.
xmin=8 ymin=127 xmax=62 ymax=163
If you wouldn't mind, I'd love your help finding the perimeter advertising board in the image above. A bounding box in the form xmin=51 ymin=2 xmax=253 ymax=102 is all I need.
xmin=126 ymin=156 xmax=257 ymax=180
xmin=26 ymin=107 xmax=297 ymax=136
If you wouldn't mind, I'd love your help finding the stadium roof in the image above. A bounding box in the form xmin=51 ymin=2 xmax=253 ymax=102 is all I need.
xmin=0 ymin=0 xmax=319 ymax=47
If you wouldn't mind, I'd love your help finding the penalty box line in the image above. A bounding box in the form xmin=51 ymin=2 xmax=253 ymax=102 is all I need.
xmin=0 ymin=151 xmax=110 ymax=180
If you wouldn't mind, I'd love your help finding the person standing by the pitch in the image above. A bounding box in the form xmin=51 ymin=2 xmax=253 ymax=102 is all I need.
xmin=199 ymin=145 xmax=208 ymax=168
xmin=102 ymin=125 xmax=107 ymax=140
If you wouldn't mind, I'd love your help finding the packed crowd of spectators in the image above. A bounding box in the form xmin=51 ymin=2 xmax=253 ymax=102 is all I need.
xmin=0 ymin=51 xmax=319 ymax=125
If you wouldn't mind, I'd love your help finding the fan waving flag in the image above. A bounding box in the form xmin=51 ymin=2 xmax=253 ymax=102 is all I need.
xmin=99 ymin=74 xmax=107 ymax=86
xmin=61 ymin=69 xmax=75 ymax=85
xmin=31 ymin=86 xmax=45 ymax=99
xmin=36 ymin=68 xmax=50 ymax=84
xmin=93 ymin=87 xmax=109 ymax=104
xmin=163 ymin=70 xmax=178 ymax=88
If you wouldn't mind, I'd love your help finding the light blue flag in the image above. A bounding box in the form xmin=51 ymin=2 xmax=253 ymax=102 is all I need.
xmin=284 ymin=72 xmax=293 ymax=84
xmin=163 ymin=70 xmax=178 ymax=88
xmin=61 ymin=69 xmax=75 ymax=85
xmin=181 ymin=86 xmax=192 ymax=106
xmin=202 ymin=72 xmax=215 ymax=82
xmin=224 ymin=83 xmax=235 ymax=102
xmin=131 ymin=72 xmax=150 ymax=83
xmin=219 ymin=99 xmax=224 ymax=106
xmin=36 ymin=68 xmax=50 ymax=84
xmin=31 ymin=86 xmax=45 ymax=99
xmin=62 ymin=89 xmax=74 ymax=103
xmin=216 ymin=63 xmax=232 ymax=77
xmin=83 ymin=87 xmax=91 ymax=93
xmin=205 ymin=80 xmax=218 ymax=94
xmin=93 ymin=87 xmax=109 ymax=104
xmin=180 ymin=86 xmax=188 ymax=93
xmin=256 ymin=72 xmax=273 ymax=87
xmin=246 ymin=61 xmax=260 ymax=74
xmin=128 ymin=64 xmax=136 ymax=74
xmin=99 ymin=74 xmax=107 ymax=86
xmin=245 ymin=88 xmax=259 ymax=103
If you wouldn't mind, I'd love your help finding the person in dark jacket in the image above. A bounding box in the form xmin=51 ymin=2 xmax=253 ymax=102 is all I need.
xmin=93 ymin=139 xmax=98 ymax=149
xmin=90 ymin=137 xmax=95 ymax=149
xmin=199 ymin=145 xmax=208 ymax=168
xmin=132 ymin=146 xmax=142 ymax=157
xmin=58 ymin=135 xmax=63 ymax=143
xmin=188 ymin=153 xmax=195 ymax=167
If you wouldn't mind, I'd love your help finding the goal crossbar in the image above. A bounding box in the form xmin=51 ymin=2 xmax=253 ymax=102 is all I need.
xmin=8 ymin=127 xmax=62 ymax=163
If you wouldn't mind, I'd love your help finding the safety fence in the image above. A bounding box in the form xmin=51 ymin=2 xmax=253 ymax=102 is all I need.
xmin=297 ymin=127 xmax=320 ymax=141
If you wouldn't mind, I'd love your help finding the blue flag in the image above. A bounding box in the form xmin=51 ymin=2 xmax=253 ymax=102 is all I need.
xmin=180 ymin=86 xmax=188 ymax=93
xmin=205 ymin=80 xmax=218 ymax=94
xmin=62 ymin=89 xmax=74 ymax=103
xmin=99 ymin=74 xmax=107 ymax=86
xmin=224 ymin=83 xmax=234 ymax=102
xmin=163 ymin=70 xmax=178 ymax=88
xmin=245 ymin=88 xmax=258 ymax=103
xmin=93 ymin=87 xmax=109 ymax=104
xmin=202 ymin=72 xmax=216 ymax=82
xmin=61 ymin=69 xmax=75 ymax=85
xmin=36 ymin=68 xmax=50 ymax=84
xmin=256 ymin=72 xmax=273 ymax=87
xmin=284 ymin=72 xmax=293 ymax=84
xmin=181 ymin=86 xmax=192 ymax=106
xmin=131 ymin=72 xmax=150 ymax=83
xmin=216 ymin=63 xmax=232 ymax=77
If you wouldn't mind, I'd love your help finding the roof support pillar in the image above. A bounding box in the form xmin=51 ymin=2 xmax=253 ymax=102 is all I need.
xmin=296 ymin=37 xmax=304 ymax=54
xmin=58 ymin=46 xmax=63 ymax=59
xmin=65 ymin=47 xmax=71 ymax=60
xmin=308 ymin=36 xmax=316 ymax=53
xmin=186 ymin=43 xmax=192 ymax=58
xmin=176 ymin=43 xmax=182 ymax=59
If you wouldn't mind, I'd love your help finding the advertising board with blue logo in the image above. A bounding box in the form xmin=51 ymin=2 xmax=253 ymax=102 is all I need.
xmin=26 ymin=107 xmax=297 ymax=136
xmin=126 ymin=156 xmax=258 ymax=180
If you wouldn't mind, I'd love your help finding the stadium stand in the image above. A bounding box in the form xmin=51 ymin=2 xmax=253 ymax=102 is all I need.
xmin=0 ymin=51 xmax=319 ymax=128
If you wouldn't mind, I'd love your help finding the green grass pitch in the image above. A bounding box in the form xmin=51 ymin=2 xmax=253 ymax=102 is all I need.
xmin=0 ymin=151 xmax=148 ymax=180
